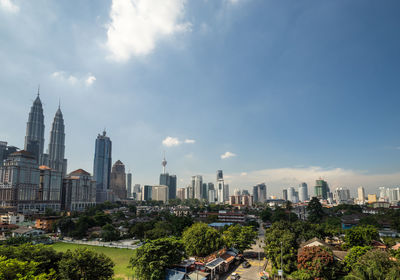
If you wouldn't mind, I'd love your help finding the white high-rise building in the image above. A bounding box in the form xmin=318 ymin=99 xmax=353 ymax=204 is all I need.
xmin=152 ymin=185 xmax=168 ymax=203
xmin=223 ymin=184 xmax=229 ymax=202
xmin=298 ymin=183 xmax=308 ymax=202
xmin=192 ymin=175 xmax=203 ymax=200
xmin=287 ymin=187 xmax=299 ymax=203
xmin=357 ymin=186 xmax=365 ymax=204
xmin=216 ymin=170 xmax=224 ymax=203
xmin=208 ymin=189 xmax=216 ymax=203
xmin=333 ymin=187 xmax=351 ymax=204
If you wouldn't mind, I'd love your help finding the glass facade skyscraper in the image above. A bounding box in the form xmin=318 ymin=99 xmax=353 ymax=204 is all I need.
xmin=93 ymin=131 xmax=112 ymax=203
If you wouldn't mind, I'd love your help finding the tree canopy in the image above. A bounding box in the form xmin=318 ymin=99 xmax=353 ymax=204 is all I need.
xmin=222 ymin=224 xmax=257 ymax=252
xmin=297 ymin=246 xmax=337 ymax=280
xmin=307 ymin=197 xmax=324 ymax=223
xmin=130 ymin=237 xmax=185 ymax=280
xmin=344 ymin=225 xmax=379 ymax=248
xmin=182 ymin=223 xmax=223 ymax=257
xmin=58 ymin=248 xmax=114 ymax=280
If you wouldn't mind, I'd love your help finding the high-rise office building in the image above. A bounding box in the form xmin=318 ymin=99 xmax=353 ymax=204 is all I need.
xmin=254 ymin=183 xmax=267 ymax=203
xmin=202 ymin=183 xmax=208 ymax=200
xmin=93 ymin=131 xmax=112 ymax=203
xmin=0 ymin=142 xmax=18 ymax=163
xmin=298 ymin=183 xmax=308 ymax=202
xmin=24 ymin=92 xmax=45 ymax=163
xmin=315 ymin=179 xmax=329 ymax=200
xmin=152 ymin=185 xmax=168 ymax=203
xmin=357 ymin=186 xmax=365 ymax=204
xmin=253 ymin=186 xmax=259 ymax=202
xmin=110 ymin=160 xmax=127 ymax=200
xmin=46 ymin=106 xmax=67 ymax=176
xmin=223 ymin=184 xmax=230 ymax=202
xmin=61 ymin=169 xmax=96 ymax=212
xmin=282 ymin=189 xmax=288 ymax=201
xmin=192 ymin=175 xmax=203 ymax=200
xmin=287 ymin=187 xmax=295 ymax=203
xmin=142 ymin=185 xmax=152 ymax=201
xmin=159 ymin=155 xmax=177 ymax=199
xmin=208 ymin=183 xmax=215 ymax=202
xmin=216 ymin=170 xmax=224 ymax=203
xmin=177 ymin=188 xmax=186 ymax=200
xmin=333 ymin=187 xmax=351 ymax=204
xmin=126 ymin=173 xmax=132 ymax=198
xmin=186 ymin=185 xmax=194 ymax=200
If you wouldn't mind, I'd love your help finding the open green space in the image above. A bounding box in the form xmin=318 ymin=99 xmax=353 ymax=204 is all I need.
xmin=50 ymin=242 xmax=133 ymax=280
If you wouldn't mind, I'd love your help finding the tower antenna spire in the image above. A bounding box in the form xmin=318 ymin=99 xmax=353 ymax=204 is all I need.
xmin=58 ymin=98 xmax=61 ymax=109
xmin=162 ymin=151 xmax=167 ymax=174
xmin=37 ymin=84 xmax=40 ymax=96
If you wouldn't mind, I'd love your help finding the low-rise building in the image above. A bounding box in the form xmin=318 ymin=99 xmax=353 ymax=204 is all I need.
xmin=12 ymin=226 xmax=44 ymax=238
xmin=35 ymin=216 xmax=60 ymax=232
xmin=0 ymin=212 xmax=24 ymax=224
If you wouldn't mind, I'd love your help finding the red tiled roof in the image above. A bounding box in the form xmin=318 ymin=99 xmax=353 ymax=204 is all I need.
xmin=69 ymin=169 xmax=90 ymax=176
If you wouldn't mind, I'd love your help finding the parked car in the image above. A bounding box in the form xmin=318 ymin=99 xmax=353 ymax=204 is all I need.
xmin=242 ymin=261 xmax=251 ymax=268
xmin=231 ymin=272 xmax=240 ymax=279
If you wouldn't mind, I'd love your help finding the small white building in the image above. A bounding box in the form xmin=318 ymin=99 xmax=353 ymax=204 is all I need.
xmin=12 ymin=226 xmax=44 ymax=237
xmin=0 ymin=213 xmax=25 ymax=224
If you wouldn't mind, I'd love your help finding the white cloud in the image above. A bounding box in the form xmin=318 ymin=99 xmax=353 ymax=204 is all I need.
xmin=162 ymin=136 xmax=196 ymax=147
xmin=0 ymin=0 xmax=19 ymax=13
xmin=51 ymin=71 xmax=96 ymax=87
xmin=106 ymin=0 xmax=190 ymax=62
xmin=221 ymin=151 xmax=236 ymax=159
xmin=85 ymin=75 xmax=96 ymax=86
xmin=162 ymin=136 xmax=181 ymax=147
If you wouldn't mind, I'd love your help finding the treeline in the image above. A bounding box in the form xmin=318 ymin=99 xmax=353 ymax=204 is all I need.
xmin=0 ymin=243 xmax=114 ymax=279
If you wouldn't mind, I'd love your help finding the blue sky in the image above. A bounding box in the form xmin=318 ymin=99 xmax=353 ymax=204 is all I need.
xmin=1 ymin=0 xmax=400 ymax=196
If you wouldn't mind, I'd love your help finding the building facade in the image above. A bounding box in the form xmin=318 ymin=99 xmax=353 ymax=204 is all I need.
xmin=110 ymin=160 xmax=127 ymax=200
xmin=93 ymin=131 xmax=112 ymax=203
xmin=315 ymin=179 xmax=329 ymax=200
xmin=298 ymin=182 xmax=308 ymax=202
xmin=24 ymin=93 xmax=45 ymax=163
xmin=61 ymin=169 xmax=96 ymax=212
xmin=45 ymin=107 xmax=67 ymax=176
xmin=152 ymin=185 xmax=168 ymax=203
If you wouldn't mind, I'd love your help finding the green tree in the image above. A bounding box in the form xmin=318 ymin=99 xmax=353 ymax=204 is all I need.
xmin=130 ymin=237 xmax=185 ymax=280
xmin=182 ymin=223 xmax=223 ymax=257
xmin=297 ymin=246 xmax=337 ymax=280
xmin=0 ymin=244 xmax=62 ymax=274
xmin=264 ymin=223 xmax=298 ymax=274
xmin=343 ymin=246 xmax=372 ymax=272
xmin=346 ymin=250 xmax=400 ymax=280
xmin=222 ymin=224 xmax=257 ymax=252
xmin=101 ymin=223 xmax=120 ymax=241
xmin=0 ymin=256 xmax=54 ymax=280
xmin=344 ymin=225 xmax=379 ymax=248
xmin=307 ymin=197 xmax=324 ymax=223
xmin=93 ymin=211 xmax=112 ymax=227
xmin=58 ymin=248 xmax=114 ymax=280
xmin=144 ymin=221 xmax=173 ymax=240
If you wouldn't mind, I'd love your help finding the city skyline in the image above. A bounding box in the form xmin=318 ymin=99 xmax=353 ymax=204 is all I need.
xmin=1 ymin=1 xmax=400 ymax=196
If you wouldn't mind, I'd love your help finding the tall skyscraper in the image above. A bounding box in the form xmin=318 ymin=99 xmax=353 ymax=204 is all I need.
xmin=177 ymin=188 xmax=186 ymax=200
xmin=298 ymin=183 xmax=308 ymax=202
xmin=159 ymin=155 xmax=176 ymax=199
xmin=126 ymin=173 xmax=132 ymax=198
xmin=110 ymin=160 xmax=127 ymax=200
xmin=202 ymin=183 xmax=208 ymax=200
xmin=315 ymin=179 xmax=329 ymax=200
xmin=46 ymin=106 xmax=67 ymax=176
xmin=142 ymin=185 xmax=152 ymax=201
xmin=0 ymin=142 xmax=18 ymax=163
xmin=152 ymin=185 xmax=168 ymax=203
xmin=24 ymin=92 xmax=45 ymax=162
xmin=333 ymin=187 xmax=351 ymax=204
xmin=253 ymin=185 xmax=259 ymax=202
xmin=192 ymin=175 xmax=203 ymax=200
xmin=357 ymin=186 xmax=365 ymax=203
xmin=216 ymin=170 xmax=224 ymax=203
xmin=93 ymin=131 xmax=112 ymax=203
xmin=282 ymin=189 xmax=288 ymax=201
xmin=223 ymin=184 xmax=230 ymax=202
xmin=208 ymin=183 xmax=215 ymax=202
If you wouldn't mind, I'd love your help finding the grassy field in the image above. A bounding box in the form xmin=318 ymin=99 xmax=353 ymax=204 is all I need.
xmin=50 ymin=242 xmax=133 ymax=280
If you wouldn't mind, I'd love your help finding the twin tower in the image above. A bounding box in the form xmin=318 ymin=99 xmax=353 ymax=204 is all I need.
xmin=24 ymin=91 xmax=67 ymax=175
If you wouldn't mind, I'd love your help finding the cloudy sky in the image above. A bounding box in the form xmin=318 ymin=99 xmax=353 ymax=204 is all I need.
xmin=1 ymin=0 xmax=400 ymax=196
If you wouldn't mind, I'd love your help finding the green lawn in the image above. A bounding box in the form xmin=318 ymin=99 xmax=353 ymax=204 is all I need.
xmin=50 ymin=242 xmax=133 ymax=280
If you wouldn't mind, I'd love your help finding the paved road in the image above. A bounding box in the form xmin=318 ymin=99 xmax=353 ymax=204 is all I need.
xmin=223 ymin=220 xmax=267 ymax=280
